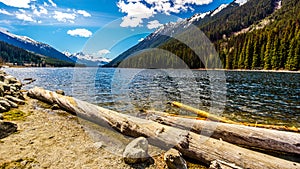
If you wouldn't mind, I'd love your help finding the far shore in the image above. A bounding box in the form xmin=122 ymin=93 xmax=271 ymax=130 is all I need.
xmin=2 ymin=65 xmax=300 ymax=73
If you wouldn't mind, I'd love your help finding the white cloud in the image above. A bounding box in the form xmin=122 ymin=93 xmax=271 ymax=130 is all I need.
xmin=77 ymin=10 xmax=91 ymax=17
xmin=120 ymin=15 xmax=144 ymax=27
xmin=0 ymin=0 xmax=32 ymax=8
xmin=0 ymin=9 xmax=13 ymax=16
xmin=97 ymin=49 xmax=110 ymax=56
xmin=43 ymin=2 xmax=49 ymax=7
xmin=16 ymin=13 xmax=36 ymax=22
xmin=0 ymin=20 xmax=11 ymax=25
xmin=33 ymin=6 xmax=48 ymax=16
xmin=53 ymin=11 xmax=76 ymax=23
xmin=117 ymin=0 xmax=214 ymax=27
xmin=147 ymin=20 xmax=162 ymax=29
xmin=48 ymin=0 xmax=57 ymax=7
xmin=117 ymin=1 xmax=155 ymax=27
xmin=67 ymin=28 xmax=92 ymax=38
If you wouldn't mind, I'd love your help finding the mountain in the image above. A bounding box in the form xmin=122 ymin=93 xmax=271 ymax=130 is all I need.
xmin=64 ymin=52 xmax=111 ymax=66
xmin=105 ymin=0 xmax=299 ymax=70
xmin=0 ymin=40 xmax=75 ymax=67
xmin=0 ymin=29 xmax=75 ymax=63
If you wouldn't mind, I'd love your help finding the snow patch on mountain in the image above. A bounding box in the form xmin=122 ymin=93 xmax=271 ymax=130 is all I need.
xmin=275 ymin=0 xmax=282 ymax=10
xmin=211 ymin=4 xmax=229 ymax=16
xmin=64 ymin=51 xmax=111 ymax=66
xmin=235 ymin=0 xmax=248 ymax=6
xmin=0 ymin=28 xmax=46 ymax=47
xmin=189 ymin=11 xmax=210 ymax=23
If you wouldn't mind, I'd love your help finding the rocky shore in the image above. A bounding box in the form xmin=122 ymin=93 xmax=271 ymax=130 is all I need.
xmin=0 ymin=70 xmax=25 ymax=139
xmin=0 ymin=70 xmax=205 ymax=169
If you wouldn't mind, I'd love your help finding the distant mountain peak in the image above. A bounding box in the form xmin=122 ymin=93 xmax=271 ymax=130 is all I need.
xmin=64 ymin=51 xmax=111 ymax=66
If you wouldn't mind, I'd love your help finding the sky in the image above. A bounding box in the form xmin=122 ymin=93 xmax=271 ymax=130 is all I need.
xmin=0 ymin=0 xmax=234 ymax=59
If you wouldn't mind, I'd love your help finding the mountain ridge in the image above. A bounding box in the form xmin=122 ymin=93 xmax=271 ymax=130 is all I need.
xmin=64 ymin=51 xmax=111 ymax=66
xmin=104 ymin=0 xmax=300 ymax=70
xmin=0 ymin=29 xmax=75 ymax=63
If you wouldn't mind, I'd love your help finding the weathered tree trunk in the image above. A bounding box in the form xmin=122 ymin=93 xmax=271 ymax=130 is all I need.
xmin=146 ymin=110 xmax=300 ymax=155
xmin=27 ymin=87 xmax=300 ymax=169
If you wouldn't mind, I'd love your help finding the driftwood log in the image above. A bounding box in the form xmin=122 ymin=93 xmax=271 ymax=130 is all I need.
xmin=27 ymin=87 xmax=300 ymax=169
xmin=146 ymin=110 xmax=300 ymax=155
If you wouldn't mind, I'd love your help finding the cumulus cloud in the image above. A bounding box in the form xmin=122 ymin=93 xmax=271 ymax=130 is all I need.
xmin=43 ymin=2 xmax=49 ymax=7
xmin=16 ymin=13 xmax=36 ymax=22
xmin=117 ymin=1 xmax=155 ymax=27
xmin=67 ymin=28 xmax=92 ymax=38
xmin=0 ymin=9 xmax=13 ymax=16
xmin=117 ymin=0 xmax=213 ymax=27
xmin=33 ymin=6 xmax=48 ymax=16
xmin=97 ymin=49 xmax=110 ymax=56
xmin=53 ymin=11 xmax=76 ymax=23
xmin=0 ymin=0 xmax=32 ymax=8
xmin=147 ymin=20 xmax=162 ymax=29
xmin=77 ymin=10 xmax=91 ymax=17
xmin=48 ymin=0 xmax=57 ymax=7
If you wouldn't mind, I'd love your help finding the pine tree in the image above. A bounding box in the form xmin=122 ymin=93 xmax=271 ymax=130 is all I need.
xmin=271 ymin=37 xmax=280 ymax=69
xmin=294 ymin=39 xmax=300 ymax=70
xmin=264 ymin=33 xmax=272 ymax=70
xmin=279 ymin=35 xmax=289 ymax=68
xmin=285 ymin=38 xmax=296 ymax=70
xmin=245 ymin=37 xmax=253 ymax=69
xmin=251 ymin=38 xmax=260 ymax=69
xmin=238 ymin=40 xmax=247 ymax=69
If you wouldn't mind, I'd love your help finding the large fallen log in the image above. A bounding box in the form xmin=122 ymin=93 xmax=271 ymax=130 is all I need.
xmin=145 ymin=110 xmax=300 ymax=155
xmin=27 ymin=87 xmax=300 ymax=169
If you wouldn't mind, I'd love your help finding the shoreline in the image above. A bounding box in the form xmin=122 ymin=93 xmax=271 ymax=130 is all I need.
xmin=0 ymin=70 xmax=166 ymax=169
xmin=2 ymin=66 xmax=300 ymax=73
xmin=1 ymin=70 xmax=299 ymax=168
xmin=0 ymin=70 xmax=205 ymax=169
xmin=0 ymin=94 xmax=169 ymax=169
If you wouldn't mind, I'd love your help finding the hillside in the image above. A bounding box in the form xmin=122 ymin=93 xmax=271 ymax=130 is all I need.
xmin=0 ymin=29 xmax=75 ymax=64
xmin=105 ymin=0 xmax=300 ymax=70
xmin=0 ymin=41 xmax=75 ymax=67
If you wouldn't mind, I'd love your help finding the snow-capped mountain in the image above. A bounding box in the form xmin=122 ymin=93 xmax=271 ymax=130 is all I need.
xmin=0 ymin=29 xmax=74 ymax=63
xmin=188 ymin=12 xmax=211 ymax=23
xmin=211 ymin=4 xmax=229 ymax=16
xmin=105 ymin=0 xmax=278 ymax=68
xmin=64 ymin=52 xmax=111 ymax=66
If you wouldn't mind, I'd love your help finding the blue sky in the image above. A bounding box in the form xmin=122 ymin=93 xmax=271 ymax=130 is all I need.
xmin=0 ymin=0 xmax=234 ymax=59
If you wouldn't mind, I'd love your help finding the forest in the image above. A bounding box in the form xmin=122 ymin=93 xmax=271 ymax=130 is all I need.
xmin=112 ymin=0 xmax=300 ymax=70
xmin=218 ymin=0 xmax=300 ymax=70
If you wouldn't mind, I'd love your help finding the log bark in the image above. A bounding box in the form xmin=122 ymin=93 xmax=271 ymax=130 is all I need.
xmin=145 ymin=110 xmax=300 ymax=155
xmin=27 ymin=87 xmax=300 ymax=169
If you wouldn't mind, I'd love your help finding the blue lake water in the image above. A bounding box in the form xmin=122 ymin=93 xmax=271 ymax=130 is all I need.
xmin=4 ymin=67 xmax=300 ymax=127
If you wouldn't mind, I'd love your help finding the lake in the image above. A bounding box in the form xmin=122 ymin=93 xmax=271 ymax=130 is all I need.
xmin=4 ymin=67 xmax=300 ymax=127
